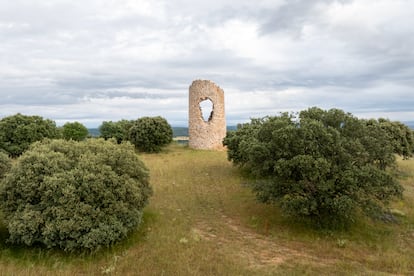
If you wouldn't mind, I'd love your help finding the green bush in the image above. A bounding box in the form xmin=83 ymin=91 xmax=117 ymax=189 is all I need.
xmin=99 ymin=120 xmax=134 ymax=143
xmin=0 ymin=113 xmax=59 ymax=157
xmin=129 ymin=116 xmax=173 ymax=153
xmin=61 ymin=121 xmax=89 ymax=141
xmin=224 ymin=107 xmax=403 ymax=228
xmin=0 ymin=151 xmax=11 ymax=179
xmin=378 ymin=118 xmax=414 ymax=159
xmin=0 ymin=139 xmax=152 ymax=251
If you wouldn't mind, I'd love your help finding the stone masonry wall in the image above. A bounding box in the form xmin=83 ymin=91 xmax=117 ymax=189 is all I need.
xmin=188 ymin=80 xmax=226 ymax=150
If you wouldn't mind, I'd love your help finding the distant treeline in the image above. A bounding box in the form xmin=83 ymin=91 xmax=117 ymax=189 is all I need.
xmin=88 ymin=126 xmax=238 ymax=137
xmin=89 ymin=123 xmax=413 ymax=137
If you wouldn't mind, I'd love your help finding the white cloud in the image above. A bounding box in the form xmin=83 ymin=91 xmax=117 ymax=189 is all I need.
xmin=0 ymin=0 xmax=413 ymax=126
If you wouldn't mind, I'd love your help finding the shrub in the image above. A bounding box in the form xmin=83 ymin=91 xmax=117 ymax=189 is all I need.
xmin=99 ymin=120 xmax=134 ymax=143
xmin=224 ymin=107 xmax=403 ymax=228
xmin=0 ymin=151 xmax=11 ymax=179
xmin=61 ymin=121 xmax=89 ymax=141
xmin=378 ymin=118 xmax=414 ymax=159
xmin=0 ymin=113 xmax=59 ymax=157
xmin=129 ymin=116 xmax=173 ymax=152
xmin=0 ymin=139 xmax=152 ymax=251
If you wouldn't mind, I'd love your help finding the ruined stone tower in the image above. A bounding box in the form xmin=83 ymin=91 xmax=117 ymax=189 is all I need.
xmin=189 ymin=80 xmax=226 ymax=150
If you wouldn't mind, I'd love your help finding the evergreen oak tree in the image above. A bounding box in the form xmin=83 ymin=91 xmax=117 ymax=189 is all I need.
xmin=224 ymin=107 xmax=404 ymax=228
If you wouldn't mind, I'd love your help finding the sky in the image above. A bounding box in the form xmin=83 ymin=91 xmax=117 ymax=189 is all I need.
xmin=1 ymin=0 xmax=413 ymax=127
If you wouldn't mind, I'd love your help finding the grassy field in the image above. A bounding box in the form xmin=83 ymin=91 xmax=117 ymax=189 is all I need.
xmin=1 ymin=143 xmax=414 ymax=275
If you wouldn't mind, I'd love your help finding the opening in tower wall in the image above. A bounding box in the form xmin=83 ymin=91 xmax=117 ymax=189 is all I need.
xmin=199 ymin=98 xmax=214 ymax=122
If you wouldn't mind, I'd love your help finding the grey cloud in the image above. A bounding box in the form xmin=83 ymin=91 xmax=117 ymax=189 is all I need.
xmin=55 ymin=73 xmax=189 ymax=91
xmin=260 ymin=1 xmax=320 ymax=34
xmin=87 ymin=91 xmax=184 ymax=100
xmin=0 ymin=88 xmax=81 ymax=105
xmin=0 ymin=0 xmax=413 ymax=126
xmin=258 ymin=0 xmax=353 ymax=35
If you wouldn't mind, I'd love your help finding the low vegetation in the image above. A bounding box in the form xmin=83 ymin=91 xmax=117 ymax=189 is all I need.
xmin=129 ymin=116 xmax=173 ymax=153
xmin=0 ymin=108 xmax=412 ymax=274
xmin=0 ymin=144 xmax=413 ymax=274
xmin=99 ymin=116 xmax=173 ymax=152
xmin=0 ymin=151 xmax=11 ymax=178
xmin=99 ymin=120 xmax=133 ymax=144
xmin=378 ymin=118 xmax=414 ymax=159
xmin=0 ymin=139 xmax=151 ymax=252
xmin=61 ymin=121 xmax=89 ymax=141
xmin=224 ymin=107 xmax=411 ymax=228
xmin=0 ymin=113 xmax=59 ymax=157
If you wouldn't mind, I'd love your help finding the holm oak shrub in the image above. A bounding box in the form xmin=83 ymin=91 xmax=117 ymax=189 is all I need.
xmin=0 ymin=151 xmax=11 ymax=179
xmin=129 ymin=116 xmax=173 ymax=153
xmin=0 ymin=113 xmax=59 ymax=157
xmin=0 ymin=139 xmax=152 ymax=251
xmin=99 ymin=120 xmax=134 ymax=144
xmin=61 ymin=121 xmax=89 ymax=141
xmin=224 ymin=107 xmax=404 ymax=228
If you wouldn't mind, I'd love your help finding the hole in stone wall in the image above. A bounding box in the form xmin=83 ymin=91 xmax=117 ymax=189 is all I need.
xmin=199 ymin=98 xmax=214 ymax=122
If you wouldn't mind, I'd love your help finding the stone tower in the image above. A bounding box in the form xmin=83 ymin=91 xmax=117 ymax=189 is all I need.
xmin=188 ymin=80 xmax=226 ymax=150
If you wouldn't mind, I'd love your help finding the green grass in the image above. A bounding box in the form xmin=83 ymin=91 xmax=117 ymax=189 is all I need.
xmin=1 ymin=144 xmax=414 ymax=275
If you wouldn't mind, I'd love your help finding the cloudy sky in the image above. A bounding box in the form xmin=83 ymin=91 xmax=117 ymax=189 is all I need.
xmin=1 ymin=0 xmax=413 ymax=127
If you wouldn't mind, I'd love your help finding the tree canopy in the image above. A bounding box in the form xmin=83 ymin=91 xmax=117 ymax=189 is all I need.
xmin=61 ymin=121 xmax=89 ymax=141
xmin=129 ymin=116 xmax=173 ymax=153
xmin=224 ymin=107 xmax=405 ymax=228
xmin=0 ymin=139 xmax=152 ymax=251
xmin=99 ymin=120 xmax=134 ymax=144
xmin=0 ymin=151 xmax=11 ymax=179
xmin=0 ymin=113 xmax=59 ymax=157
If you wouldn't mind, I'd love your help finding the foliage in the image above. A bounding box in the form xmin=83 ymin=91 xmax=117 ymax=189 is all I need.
xmin=129 ymin=116 xmax=173 ymax=153
xmin=224 ymin=107 xmax=404 ymax=228
xmin=0 ymin=139 xmax=152 ymax=252
xmin=61 ymin=121 xmax=89 ymax=141
xmin=0 ymin=151 xmax=11 ymax=179
xmin=0 ymin=145 xmax=413 ymax=274
xmin=0 ymin=113 xmax=59 ymax=157
xmin=378 ymin=118 xmax=414 ymax=159
xmin=99 ymin=120 xmax=134 ymax=143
